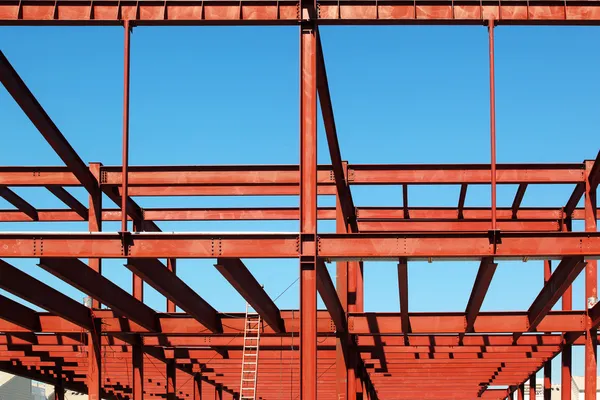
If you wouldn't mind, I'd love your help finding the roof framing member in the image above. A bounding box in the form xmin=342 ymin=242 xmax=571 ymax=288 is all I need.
xmin=0 ymin=186 xmax=38 ymax=220
xmin=316 ymin=259 xmax=346 ymax=333
xmin=564 ymin=151 xmax=600 ymax=218
xmin=0 ymin=51 xmax=98 ymax=196
xmin=522 ymin=256 xmax=586 ymax=335
xmin=0 ymin=259 xmax=93 ymax=330
xmin=127 ymin=258 xmax=222 ymax=333
xmin=511 ymin=184 xmax=528 ymax=219
xmin=38 ymin=257 xmax=159 ymax=332
xmin=458 ymin=184 xmax=468 ymax=219
xmin=215 ymin=258 xmax=284 ymax=333
xmin=0 ymin=293 xmax=41 ymax=331
xmin=0 ymin=51 xmax=158 ymax=230
xmin=464 ymin=257 xmax=498 ymax=335
xmin=45 ymin=185 xmax=88 ymax=220
xmin=316 ymin=32 xmax=358 ymax=233
xmin=397 ymin=258 xmax=411 ymax=343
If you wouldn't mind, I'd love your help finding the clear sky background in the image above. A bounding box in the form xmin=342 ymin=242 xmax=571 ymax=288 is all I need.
xmin=1 ymin=24 xmax=599 ymax=383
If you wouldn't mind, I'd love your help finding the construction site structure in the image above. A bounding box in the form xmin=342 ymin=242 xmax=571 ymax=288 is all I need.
xmin=0 ymin=2 xmax=599 ymax=400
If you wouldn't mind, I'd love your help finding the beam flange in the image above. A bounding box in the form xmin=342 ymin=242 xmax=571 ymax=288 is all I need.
xmin=397 ymin=258 xmax=410 ymax=343
xmin=316 ymin=32 xmax=357 ymax=233
xmin=0 ymin=186 xmax=37 ymax=220
xmin=0 ymin=259 xmax=92 ymax=330
xmin=127 ymin=258 xmax=222 ymax=333
xmin=39 ymin=257 xmax=159 ymax=332
xmin=316 ymin=259 xmax=346 ymax=333
xmin=215 ymin=258 xmax=284 ymax=333
xmin=45 ymin=186 xmax=88 ymax=220
xmin=464 ymin=257 xmax=497 ymax=334
xmin=526 ymin=256 xmax=586 ymax=332
xmin=511 ymin=184 xmax=528 ymax=219
xmin=0 ymin=294 xmax=41 ymax=331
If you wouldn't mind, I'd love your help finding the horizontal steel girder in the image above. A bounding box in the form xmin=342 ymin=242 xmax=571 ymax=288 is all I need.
xmin=0 ymin=232 xmax=598 ymax=259
xmin=2 ymin=0 xmax=600 ymax=24
xmin=0 ymin=310 xmax=587 ymax=334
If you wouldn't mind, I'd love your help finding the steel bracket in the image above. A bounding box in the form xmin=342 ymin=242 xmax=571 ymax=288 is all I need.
xmin=487 ymin=229 xmax=502 ymax=245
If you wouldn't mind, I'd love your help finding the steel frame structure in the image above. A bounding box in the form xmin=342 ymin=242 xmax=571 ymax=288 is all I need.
xmin=0 ymin=4 xmax=599 ymax=400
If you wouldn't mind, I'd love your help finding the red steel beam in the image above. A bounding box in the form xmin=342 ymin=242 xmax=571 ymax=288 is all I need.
xmin=464 ymin=257 xmax=497 ymax=334
xmin=38 ymin=257 xmax=159 ymax=332
xmin=316 ymin=259 xmax=346 ymax=333
xmin=300 ymin=8 xmax=318 ymax=400
xmin=0 ymin=259 xmax=93 ymax=330
xmin=316 ymin=32 xmax=357 ymax=232
xmin=214 ymin=258 xmax=284 ymax=333
xmin=132 ymin=337 xmax=143 ymax=400
xmin=397 ymin=258 xmax=410 ymax=342
xmin=523 ymin=256 xmax=587 ymax=334
xmin=127 ymin=258 xmax=222 ymax=333
xmin=359 ymin=220 xmax=559 ymax=232
xmin=166 ymin=359 xmax=176 ymax=400
xmin=121 ymin=19 xmax=131 ymax=233
xmin=99 ymin=163 xmax=585 ymax=185
xmin=87 ymin=321 xmax=101 ymax=400
xmin=166 ymin=258 xmax=176 ymax=312
xmin=2 ymin=0 xmax=600 ymax=24
xmin=0 ymin=163 xmax=587 ymax=186
xmin=1 ymin=232 xmax=600 ymax=259
xmin=45 ymin=185 xmax=88 ymax=220
xmin=88 ymin=162 xmax=103 ymax=310
xmin=0 ymin=51 xmax=98 ymax=195
xmin=0 ymin=310 xmax=586 ymax=335
xmin=0 ymin=186 xmax=38 ymax=220
xmin=0 ymin=294 xmax=41 ymax=331
xmin=511 ymin=184 xmax=528 ymax=219
xmin=588 ymin=151 xmax=600 ymax=192
xmin=335 ymin=193 xmax=349 ymax=400
xmin=488 ymin=19 xmax=497 ymax=232
xmin=458 ymin=184 xmax=468 ymax=219
xmin=2 ymin=206 xmax=598 ymax=222
xmin=564 ymin=183 xmax=585 ymax=220
xmin=585 ymin=159 xmax=598 ymax=400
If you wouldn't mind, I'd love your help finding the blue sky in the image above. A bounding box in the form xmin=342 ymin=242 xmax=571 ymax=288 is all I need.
xmin=1 ymin=24 xmax=599 ymax=382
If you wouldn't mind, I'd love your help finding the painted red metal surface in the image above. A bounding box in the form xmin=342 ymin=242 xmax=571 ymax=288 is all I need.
xmin=2 ymin=0 xmax=600 ymax=25
xmin=0 ymin=12 xmax=598 ymax=400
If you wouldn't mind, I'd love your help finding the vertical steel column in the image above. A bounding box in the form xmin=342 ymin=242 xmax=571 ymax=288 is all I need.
xmin=487 ymin=19 xmax=497 ymax=231
xmin=132 ymin=336 xmax=144 ymax=400
xmin=562 ymin=218 xmax=572 ymax=400
xmin=194 ymin=374 xmax=202 ymax=400
xmin=54 ymin=377 xmax=64 ymax=400
xmin=167 ymin=359 xmax=176 ymax=400
xmin=355 ymin=262 xmax=364 ymax=398
xmin=544 ymin=360 xmax=551 ymax=400
xmin=347 ymin=256 xmax=357 ymax=400
xmin=132 ymin=220 xmax=144 ymax=301
xmin=543 ymin=259 xmax=552 ymax=400
xmin=530 ymin=374 xmax=537 ymax=400
xmin=335 ymin=176 xmax=349 ymax=400
xmin=585 ymin=159 xmax=598 ymax=400
xmin=86 ymin=161 xmax=102 ymax=400
xmin=121 ymin=19 xmax=131 ymax=233
xmin=87 ymin=320 xmax=101 ymax=400
xmin=517 ymin=383 xmax=524 ymax=400
xmin=88 ymin=162 xmax=103 ymax=309
xmin=167 ymin=258 xmax=177 ymax=312
xmin=299 ymin=2 xmax=317 ymax=399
